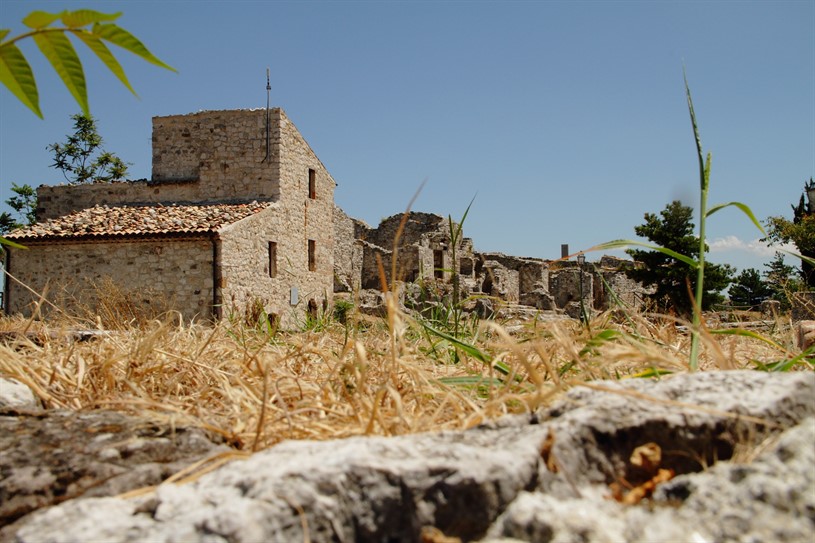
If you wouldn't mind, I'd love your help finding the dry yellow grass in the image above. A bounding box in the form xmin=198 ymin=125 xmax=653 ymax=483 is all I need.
xmin=0 ymin=299 xmax=805 ymax=452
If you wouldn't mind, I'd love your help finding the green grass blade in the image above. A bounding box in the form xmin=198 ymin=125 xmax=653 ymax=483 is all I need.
xmin=22 ymin=11 xmax=62 ymax=29
xmin=0 ymin=236 xmax=28 ymax=249
xmin=92 ymin=23 xmax=176 ymax=72
xmin=708 ymin=327 xmax=786 ymax=352
xmin=60 ymin=10 xmax=121 ymax=27
xmin=579 ymin=328 xmax=623 ymax=357
xmin=706 ymin=201 xmax=766 ymax=235
xmin=32 ymin=30 xmax=87 ymax=115
xmin=624 ymin=367 xmax=674 ymax=379
xmin=684 ymin=67 xmax=706 ymax=192
xmin=0 ymin=42 xmax=41 ymax=117
xmin=420 ymin=320 xmax=511 ymax=375
xmin=774 ymin=247 xmax=815 ymax=269
xmin=73 ymin=31 xmax=135 ymax=95
xmin=437 ymin=376 xmax=505 ymax=387
xmin=588 ymin=239 xmax=698 ymax=268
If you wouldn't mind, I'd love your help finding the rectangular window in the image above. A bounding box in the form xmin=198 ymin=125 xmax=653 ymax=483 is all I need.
xmin=268 ymin=241 xmax=277 ymax=278
xmin=308 ymin=168 xmax=316 ymax=199
xmin=434 ymin=249 xmax=444 ymax=279
xmin=308 ymin=239 xmax=316 ymax=271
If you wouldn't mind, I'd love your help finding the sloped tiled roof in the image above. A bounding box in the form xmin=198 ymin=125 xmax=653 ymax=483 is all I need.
xmin=6 ymin=201 xmax=271 ymax=241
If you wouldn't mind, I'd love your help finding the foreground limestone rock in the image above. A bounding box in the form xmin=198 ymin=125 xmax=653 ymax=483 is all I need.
xmin=7 ymin=371 xmax=815 ymax=543
xmin=0 ymin=378 xmax=40 ymax=411
xmin=0 ymin=409 xmax=228 ymax=538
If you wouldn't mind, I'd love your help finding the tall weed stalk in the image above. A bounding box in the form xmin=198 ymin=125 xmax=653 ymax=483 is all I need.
xmin=590 ymin=70 xmax=767 ymax=370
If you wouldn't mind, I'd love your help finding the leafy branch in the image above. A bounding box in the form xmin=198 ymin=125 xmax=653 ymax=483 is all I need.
xmin=0 ymin=9 xmax=176 ymax=118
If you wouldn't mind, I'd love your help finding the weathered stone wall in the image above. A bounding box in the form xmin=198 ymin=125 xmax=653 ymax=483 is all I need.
xmin=152 ymin=109 xmax=281 ymax=201
xmin=218 ymin=204 xmax=332 ymax=329
xmin=333 ymin=206 xmax=363 ymax=293
xmin=37 ymin=109 xmax=286 ymax=220
xmin=5 ymin=238 xmax=214 ymax=320
xmin=359 ymin=213 xmax=450 ymax=250
xmin=360 ymin=242 xmax=392 ymax=290
xmin=37 ymin=181 xmax=198 ymax=221
xmin=212 ymin=109 xmax=335 ymax=328
xmin=549 ymin=266 xmax=594 ymax=309
xmin=596 ymin=269 xmax=649 ymax=311
xmin=353 ymin=212 xmax=472 ymax=291
xmin=481 ymin=261 xmax=520 ymax=302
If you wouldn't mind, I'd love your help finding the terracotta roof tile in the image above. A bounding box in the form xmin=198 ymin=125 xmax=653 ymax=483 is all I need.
xmin=6 ymin=202 xmax=271 ymax=240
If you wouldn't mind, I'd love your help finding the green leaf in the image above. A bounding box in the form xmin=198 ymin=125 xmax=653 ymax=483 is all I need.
xmin=579 ymin=328 xmax=623 ymax=357
xmin=0 ymin=236 xmax=28 ymax=249
xmin=0 ymin=30 xmax=11 ymax=42
xmin=587 ymin=239 xmax=699 ymax=268
xmin=772 ymin=247 xmax=815 ymax=269
xmin=706 ymin=201 xmax=766 ymax=235
xmin=73 ymin=31 xmax=136 ymax=95
xmin=437 ymin=376 xmax=505 ymax=387
xmin=419 ymin=320 xmax=512 ymax=375
xmin=0 ymin=43 xmax=41 ymax=118
xmin=32 ymin=30 xmax=88 ymax=116
xmin=708 ymin=327 xmax=785 ymax=351
xmin=22 ymin=11 xmax=62 ymax=29
xmin=92 ymin=23 xmax=176 ymax=72
xmin=61 ymin=10 xmax=121 ymax=27
xmin=624 ymin=367 xmax=674 ymax=379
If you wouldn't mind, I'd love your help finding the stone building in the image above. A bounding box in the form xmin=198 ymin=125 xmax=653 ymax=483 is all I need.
xmin=3 ymin=107 xmax=647 ymax=326
xmin=4 ymin=108 xmax=335 ymax=328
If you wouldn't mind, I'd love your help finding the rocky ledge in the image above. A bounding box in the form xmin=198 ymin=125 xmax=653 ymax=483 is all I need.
xmin=2 ymin=370 xmax=813 ymax=543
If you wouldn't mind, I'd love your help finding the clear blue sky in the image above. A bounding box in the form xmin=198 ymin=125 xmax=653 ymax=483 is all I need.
xmin=1 ymin=0 xmax=813 ymax=274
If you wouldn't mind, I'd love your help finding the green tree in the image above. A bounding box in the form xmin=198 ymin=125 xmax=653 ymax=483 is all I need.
xmin=1 ymin=9 xmax=175 ymax=118
xmin=48 ymin=113 xmax=129 ymax=184
xmin=624 ymin=200 xmax=734 ymax=316
xmin=729 ymin=268 xmax=771 ymax=308
xmin=764 ymin=252 xmax=801 ymax=310
xmin=765 ymin=178 xmax=815 ymax=288
xmin=0 ymin=182 xmax=37 ymax=234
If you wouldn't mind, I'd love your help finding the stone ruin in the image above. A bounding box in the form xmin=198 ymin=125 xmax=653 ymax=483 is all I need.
xmin=333 ymin=208 xmax=650 ymax=318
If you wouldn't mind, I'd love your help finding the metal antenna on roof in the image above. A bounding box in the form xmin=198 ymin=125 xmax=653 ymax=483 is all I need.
xmin=263 ymin=67 xmax=271 ymax=163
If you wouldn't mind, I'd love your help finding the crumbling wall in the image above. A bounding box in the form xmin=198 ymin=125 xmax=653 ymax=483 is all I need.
xmin=548 ymin=264 xmax=594 ymax=310
xmin=333 ymin=206 xmax=363 ymax=293
xmin=352 ymin=212 xmax=472 ymax=292
xmin=480 ymin=260 xmax=520 ymax=302
xmin=6 ymin=238 xmax=214 ymax=321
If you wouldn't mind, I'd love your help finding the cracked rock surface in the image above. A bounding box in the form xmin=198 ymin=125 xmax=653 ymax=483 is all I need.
xmin=0 ymin=408 xmax=228 ymax=541
xmin=5 ymin=370 xmax=815 ymax=543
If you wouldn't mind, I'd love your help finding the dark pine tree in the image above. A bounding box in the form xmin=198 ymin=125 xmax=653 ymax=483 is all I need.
xmin=625 ymin=200 xmax=734 ymax=316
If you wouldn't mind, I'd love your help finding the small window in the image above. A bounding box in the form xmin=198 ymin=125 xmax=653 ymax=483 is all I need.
xmin=308 ymin=169 xmax=316 ymax=199
xmin=434 ymin=249 xmax=444 ymax=279
xmin=268 ymin=241 xmax=277 ymax=278
xmin=308 ymin=239 xmax=316 ymax=271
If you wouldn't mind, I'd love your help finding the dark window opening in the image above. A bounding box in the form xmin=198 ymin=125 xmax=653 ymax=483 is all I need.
xmin=308 ymin=169 xmax=316 ymax=199
xmin=433 ymin=249 xmax=444 ymax=280
xmin=307 ymin=298 xmax=318 ymax=319
xmin=268 ymin=241 xmax=278 ymax=278
xmin=460 ymin=257 xmax=474 ymax=276
xmin=483 ymin=274 xmax=494 ymax=295
xmin=308 ymin=239 xmax=316 ymax=272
